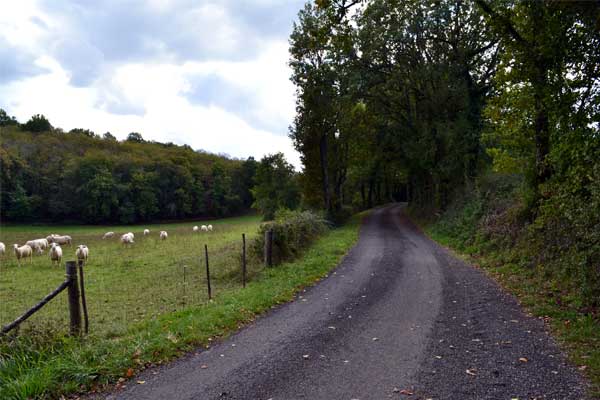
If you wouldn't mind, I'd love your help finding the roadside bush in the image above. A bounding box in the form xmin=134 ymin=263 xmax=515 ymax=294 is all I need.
xmin=250 ymin=209 xmax=329 ymax=265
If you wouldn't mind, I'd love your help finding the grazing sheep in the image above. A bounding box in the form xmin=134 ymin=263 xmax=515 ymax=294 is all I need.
xmin=159 ymin=231 xmax=168 ymax=240
xmin=201 ymin=225 xmax=208 ymax=232
xmin=0 ymin=242 xmax=5 ymax=255
xmin=13 ymin=244 xmax=33 ymax=265
xmin=207 ymin=224 xmax=213 ymax=232
xmin=143 ymin=229 xmax=150 ymax=236
xmin=35 ymin=246 xmax=44 ymax=255
xmin=103 ymin=231 xmax=115 ymax=239
xmin=127 ymin=232 xmax=135 ymax=239
xmin=26 ymin=238 xmax=49 ymax=253
xmin=121 ymin=233 xmax=134 ymax=246
xmin=49 ymin=243 xmax=62 ymax=266
xmin=76 ymin=245 xmax=89 ymax=264
xmin=193 ymin=225 xmax=199 ymax=232
xmin=51 ymin=235 xmax=72 ymax=246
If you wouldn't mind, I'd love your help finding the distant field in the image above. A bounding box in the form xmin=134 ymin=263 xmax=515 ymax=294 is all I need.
xmin=0 ymin=215 xmax=262 ymax=338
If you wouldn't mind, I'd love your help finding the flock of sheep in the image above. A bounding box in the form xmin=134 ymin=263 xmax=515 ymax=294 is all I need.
xmin=0 ymin=224 xmax=214 ymax=267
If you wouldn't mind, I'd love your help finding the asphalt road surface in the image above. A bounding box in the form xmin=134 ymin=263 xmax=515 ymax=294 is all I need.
xmin=105 ymin=204 xmax=587 ymax=400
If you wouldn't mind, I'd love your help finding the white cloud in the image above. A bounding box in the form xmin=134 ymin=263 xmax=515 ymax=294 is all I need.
xmin=0 ymin=0 xmax=303 ymax=168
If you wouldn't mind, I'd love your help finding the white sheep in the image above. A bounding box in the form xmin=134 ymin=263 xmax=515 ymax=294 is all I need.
xmin=26 ymin=238 xmax=49 ymax=253
xmin=207 ymin=224 xmax=213 ymax=232
xmin=159 ymin=231 xmax=168 ymax=240
xmin=127 ymin=232 xmax=135 ymax=239
xmin=143 ymin=229 xmax=150 ymax=236
xmin=201 ymin=225 xmax=208 ymax=232
xmin=0 ymin=242 xmax=5 ymax=255
xmin=49 ymin=243 xmax=62 ymax=266
xmin=13 ymin=244 xmax=33 ymax=265
xmin=76 ymin=245 xmax=89 ymax=264
xmin=102 ymin=231 xmax=115 ymax=239
xmin=121 ymin=233 xmax=134 ymax=246
xmin=193 ymin=225 xmax=199 ymax=232
xmin=51 ymin=235 xmax=72 ymax=246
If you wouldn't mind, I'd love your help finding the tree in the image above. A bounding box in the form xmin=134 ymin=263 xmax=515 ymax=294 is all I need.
xmin=103 ymin=132 xmax=117 ymax=141
xmin=0 ymin=108 xmax=18 ymax=126
xmin=252 ymin=153 xmax=300 ymax=220
xmin=69 ymin=128 xmax=95 ymax=137
xmin=22 ymin=114 xmax=52 ymax=133
xmin=126 ymin=132 xmax=144 ymax=142
xmin=476 ymin=0 xmax=600 ymax=211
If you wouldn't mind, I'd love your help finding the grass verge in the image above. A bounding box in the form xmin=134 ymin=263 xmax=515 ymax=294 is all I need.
xmin=417 ymin=219 xmax=600 ymax=398
xmin=0 ymin=212 xmax=365 ymax=399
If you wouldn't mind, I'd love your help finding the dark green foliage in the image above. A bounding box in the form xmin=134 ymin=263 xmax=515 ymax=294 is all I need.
xmin=251 ymin=153 xmax=300 ymax=220
xmin=69 ymin=128 xmax=95 ymax=137
xmin=126 ymin=132 xmax=144 ymax=142
xmin=289 ymin=0 xmax=496 ymax=214
xmin=0 ymin=109 xmax=18 ymax=126
xmin=250 ymin=209 xmax=329 ymax=265
xmin=102 ymin=132 xmax=116 ymax=141
xmin=427 ymin=169 xmax=599 ymax=308
xmin=0 ymin=119 xmax=257 ymax=223
xmin=21 ymin=114 xmax=52 ymax=133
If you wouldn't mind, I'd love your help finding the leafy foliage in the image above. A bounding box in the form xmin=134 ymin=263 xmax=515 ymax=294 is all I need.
xmin=250 ymin=209 xmax=329 ymax=265
xmin=251 ymin=153 xmax=300 ymax=220
xmin=0 ymin=119 xmax=258 ymax=223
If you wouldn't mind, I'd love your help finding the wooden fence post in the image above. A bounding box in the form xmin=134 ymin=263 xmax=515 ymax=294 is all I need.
xmin=242 ymin=233 xmax=247 ymax=288
xmin=66 ymin=261 xmax=81 ymax=336
xmin=264 ymin=229 xmax=273 ymax=267
xmin=204 ymin=244 xmax=212 ymax=300
xmin=77 ymin=260 xmax=89 ymax=335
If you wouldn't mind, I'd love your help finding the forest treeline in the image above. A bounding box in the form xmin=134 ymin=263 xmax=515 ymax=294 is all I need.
xmin=289 ymin=1 xmax=599 ymax=303
xmin=0 ymin=112 xmax=264 ymax=224
xmin=289 ymin=0 xmax=598 ymax=218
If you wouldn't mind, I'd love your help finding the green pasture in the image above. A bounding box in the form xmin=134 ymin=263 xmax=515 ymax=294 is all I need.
xmin=0 ymin=215 xmax=262 ymax=338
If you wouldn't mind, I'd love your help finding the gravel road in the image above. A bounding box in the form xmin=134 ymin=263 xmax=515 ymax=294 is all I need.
xmin=105 ymin=204 xmax=587 ymax=400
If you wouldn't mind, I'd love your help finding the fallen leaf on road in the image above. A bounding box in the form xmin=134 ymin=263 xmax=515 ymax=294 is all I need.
xmin=372 ymin=337 xmax=379 ymax=341
xmin=518 ymin=357 xmax=528 ymax=363
xmin=136 ymin=381 xmax=145 ymax=385
xmin=435 ymin=355 xmax=442 ymax=359
xmin=125 ymin=368 xmax=134 ymax=378
xmin=303 ymin=354 xmax=310 ymax=359
xmin=466 ymin=369 xmax=477 ymax=376
xmin=399 ymin=389 xmax=414 ymax=395
xmin=200 ymin=365 xmax=208 ymax=369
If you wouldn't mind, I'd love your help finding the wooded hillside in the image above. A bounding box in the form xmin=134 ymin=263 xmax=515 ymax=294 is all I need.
xmin=0 ymin=117 xmax=257 ymax=224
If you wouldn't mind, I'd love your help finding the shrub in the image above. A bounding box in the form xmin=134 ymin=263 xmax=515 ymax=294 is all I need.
xmin=250 ymin=209 xmax=329 ymax=265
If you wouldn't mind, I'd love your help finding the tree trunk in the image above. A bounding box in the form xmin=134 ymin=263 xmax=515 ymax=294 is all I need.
xmin=361 ymin=183 xmax=366 ymax=208
xmin=319 ymin=134 xmax=331 ymax=212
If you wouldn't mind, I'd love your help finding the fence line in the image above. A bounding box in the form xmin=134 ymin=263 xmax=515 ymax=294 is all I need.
xmin=2 ymin=232 xmax=261 ymax=337
xmin=1 ymin=261 xmax=83 ymax=335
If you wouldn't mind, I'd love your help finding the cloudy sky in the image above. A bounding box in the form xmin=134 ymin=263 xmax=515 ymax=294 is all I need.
xmin=0 ymin=0 xmax=305 ymax=167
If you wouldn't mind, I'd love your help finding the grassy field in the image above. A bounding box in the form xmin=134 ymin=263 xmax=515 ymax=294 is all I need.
xmin=0 ymin=215 xmax=262 ymax=338
xmin=0 ymin=212 xmax=365 ymax=399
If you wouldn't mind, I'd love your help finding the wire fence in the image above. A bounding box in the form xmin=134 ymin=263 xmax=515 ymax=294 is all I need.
xmin=0 ymin=231 xmax=268 ymax=339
